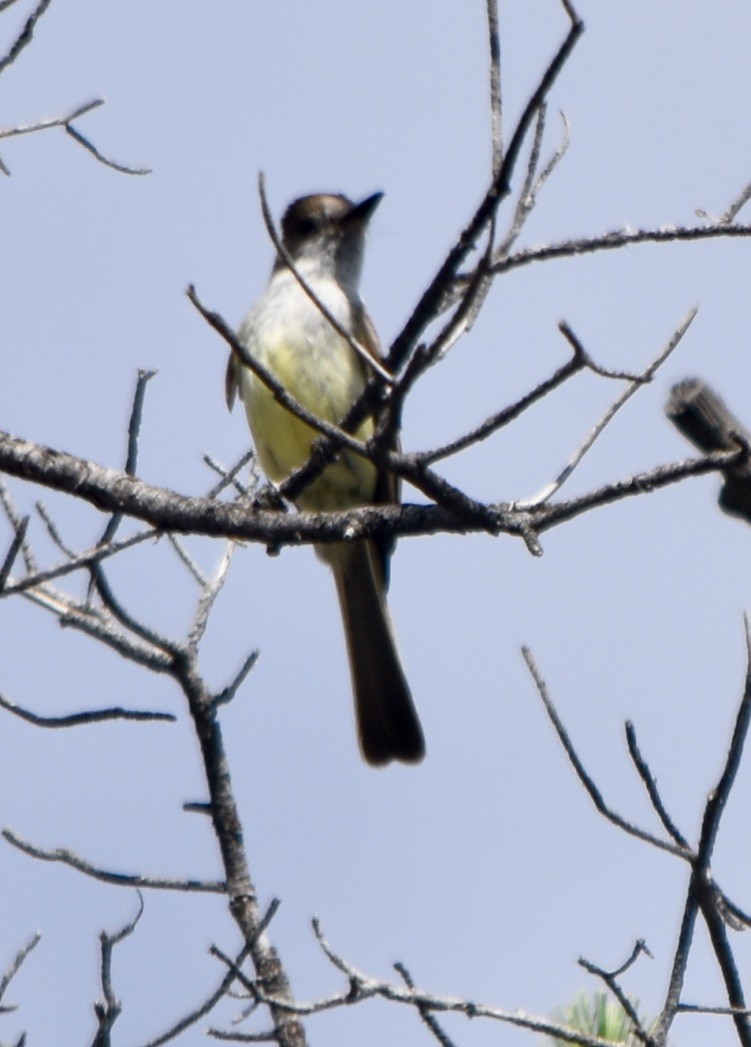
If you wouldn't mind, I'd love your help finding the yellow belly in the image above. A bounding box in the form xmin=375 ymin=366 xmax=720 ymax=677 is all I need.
xmin=241 ymin=328 xmax=377 ymax=513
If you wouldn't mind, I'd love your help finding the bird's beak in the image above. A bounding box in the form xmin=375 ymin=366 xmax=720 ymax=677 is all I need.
xmin=346 ymin=192 xmax=384 ymax=226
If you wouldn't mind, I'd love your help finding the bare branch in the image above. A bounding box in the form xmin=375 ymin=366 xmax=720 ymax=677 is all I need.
xmin=215 ymin=650 xmax=260 ymax=708
xmin=188 ymin=543 xmax=235 ymax=651
xmin=234 ymin=918 xmax=624 ymax=1047
xmin=0 ymin=0 xmax=54 ymax=77
xmin=677 ymin=1003 xmax=751 ymax=1016
xmin=0 ymin=479 xmax=36 ymax=573
xmin=64 ymin=121 xmax=151 ymax=176
xmin=493 ymin=105 xmax=558 ymax=264
xmin=672 ymin=617 xmax=751 ymax=1045
xmin=486 ymin=0 xmax=502 ymax=174
xmin=651 ymin=621 xmax=751 ymax=1045
xmin=0 ymin=690 xmax=175 ymax=727
xmin=578 ymin=942 xmax=656 ymax=1047
xmin=35 ymin=500 xmax=74 ymax=556
xmin=0 ymin=98 xmax=103 ymax=140
xmin=0 ymin=527 xmax=157 ymax=599
xmin=141 ymin=941 xmax=255 ymax=1047
xmin=211 ymin=1031 xmax=278 ymax=1043
xmin=625 ymin=722 xmax=689 ymax=849
xmin=204 ymin=451 xmax=257 ymax=500
xmin=92 ymin=896 xmax=144 ymax=1047
xmin=387 ymin=3 xmax=583 ymax=372
xmin=699 ymin=615 xmax=751 ymax=862
xmin=699 ymin=892 xmax=751 ymax=1045
xmin=0 ymin=96 xmax=149 ymax=175
xmin=98 ymin=369 xmax=157 ymax=550
xmin=86 ymin=561 xmax=179 ymax=656
xmin=0 ymin=933 xmax=41 ymax=1008
xmin=85 ymin=371 xmax=163 ymax=617
xmin=423 ymin=322 xmax=587 ymax=465
xmin=166 ymin=533 xmax=209 ymax=587
xmin=491 ymin=221 xmax=751 ymax=280
xmin=713 ymin=890 xmax=751 ymax=932
xmin=531 ymin=447 xmax=742 ymax=534
xmin=700 ymin=175 xmax=751 ymax=225
xmin=56 ymin=592 xmax=175 ymax=673
xmin=521 ymin=646 xmax=691 ymax=859
xmin=394 ymin=962 xmax=459 ymax=1047
xmin=522 ymin=307 xmax=697 ymax=505
xmin=0 ymin=513 xmax=28 ymax=592
xmin=388 ymin=227 xmax=496 ymax=410
xmin=2 ymin=829 xmax=225 ymax=893
xmin=1 ymin=428 xmax=745 ymax=549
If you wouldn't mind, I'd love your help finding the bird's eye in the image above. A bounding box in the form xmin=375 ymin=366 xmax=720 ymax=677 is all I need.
xmin=296 ymin=217 xmax=318 ymax=237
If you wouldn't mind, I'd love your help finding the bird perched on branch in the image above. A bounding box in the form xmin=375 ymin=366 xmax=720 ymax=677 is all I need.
xmin=226 ymin=192 xmax=425 ymax=766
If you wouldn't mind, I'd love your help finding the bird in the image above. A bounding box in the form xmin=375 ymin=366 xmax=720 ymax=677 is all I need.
xmin=225 ymin=191 xmax=425 ymax=766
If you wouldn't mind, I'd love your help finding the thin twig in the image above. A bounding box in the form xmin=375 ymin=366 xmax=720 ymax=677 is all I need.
xmin=59 ymin=595 xmax=175 ymax=674
xmin=141 ymin=941 xmax=256 ymax=1047
xmin=2 ymin=829 xmax=225 ymax=892
xmin=653 ymin=620 xmax=751 ymax=1045
xmin=423 ymin=328 xmax=586 ymax=464
xmin=521 ymin=308 xmax=697 ymax=505
xmin=0 ymin=691 xmax=175 ymax=727
xmin=215 ymin=650 xmax=260 ymax=707
xmin=486 ymin=0 xmax=502 ymax=174
xmin=707 ymin=176 xmax=751 ymax=225
xmin=204 ymin=451 xmax=257 ymax=499
xmin=0 ymin=528 xmax=157 ymax=599
xmin=714 ymin=889 xmax=751 ymax=931
xmin=0 ymin=96 xmax=148 ymax=176
xmin=35 ymin=501 xmax=74 ymax=556
xmin=625 ymin=722 xmax=689 ymax=849
xmin=86 ymin=562 xmax=179 ymax=658
xmin=0 ymin=934 xmax=41 ymax=1006
xmin=394 ymin=962 xmax=458 ymax=1047
xmin=188 ymin=543 xmax=234 ymax=651
xmin=579 ymin=942 xmax=656 ymax=1047
xmin=494 ymin=105 xmax=548 ymax=258
xmin=521 ymin=647 xmax=691 ymax=859
xmin=100 ymin=369 xmax=157 ymax=548
xmin=529 ymin=447 xmax=742 ymax=534
xmin=0 ymin=0 xmax=54 ymax=77
xmin=92 ymin=895 xmax=144 ymax=1046
xmin=64 ymin=121 xmax=151 ymax=176
xmin=489 ymin=109 xmax=571 ymax=273
xmin=86 ymin=370 xmax=158 ymax=603
xmin=234 ymin=917 xmax=623 ymax=1047
xmin=0 ymin=98 xmax=103 ymax=140
xmin=677 ymin=1004 xmax=751 ymax=1016
xmin=0 ymin=514 xmax=28 ymax=592
xmin=0 ymin=479 xmax=36 ymax=573
xmin=687 ymin=616 xmax=751 ymax=1045
xmin=166 ymin=533 xmax=209 ymax=587
xmin=387 ymin=2 xmax=583 ymax=373
xmin=490 ymin=221 xmax=751 ymax=280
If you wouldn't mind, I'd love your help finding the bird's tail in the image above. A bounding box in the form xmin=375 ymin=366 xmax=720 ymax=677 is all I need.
xmin=333 ymin=541 xmax=425 ymax=766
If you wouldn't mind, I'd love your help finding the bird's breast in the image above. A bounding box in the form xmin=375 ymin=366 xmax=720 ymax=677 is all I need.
xmin=238 ymin=275 xmax=377 ymax=510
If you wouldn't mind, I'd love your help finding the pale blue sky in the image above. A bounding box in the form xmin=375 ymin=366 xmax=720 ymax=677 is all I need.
xmin=3 ymin=1 xmax=751 ymax=1044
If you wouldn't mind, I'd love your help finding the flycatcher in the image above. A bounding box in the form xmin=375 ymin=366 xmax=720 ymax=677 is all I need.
xmin=225 ymin=192 xmax=425 ymax=766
